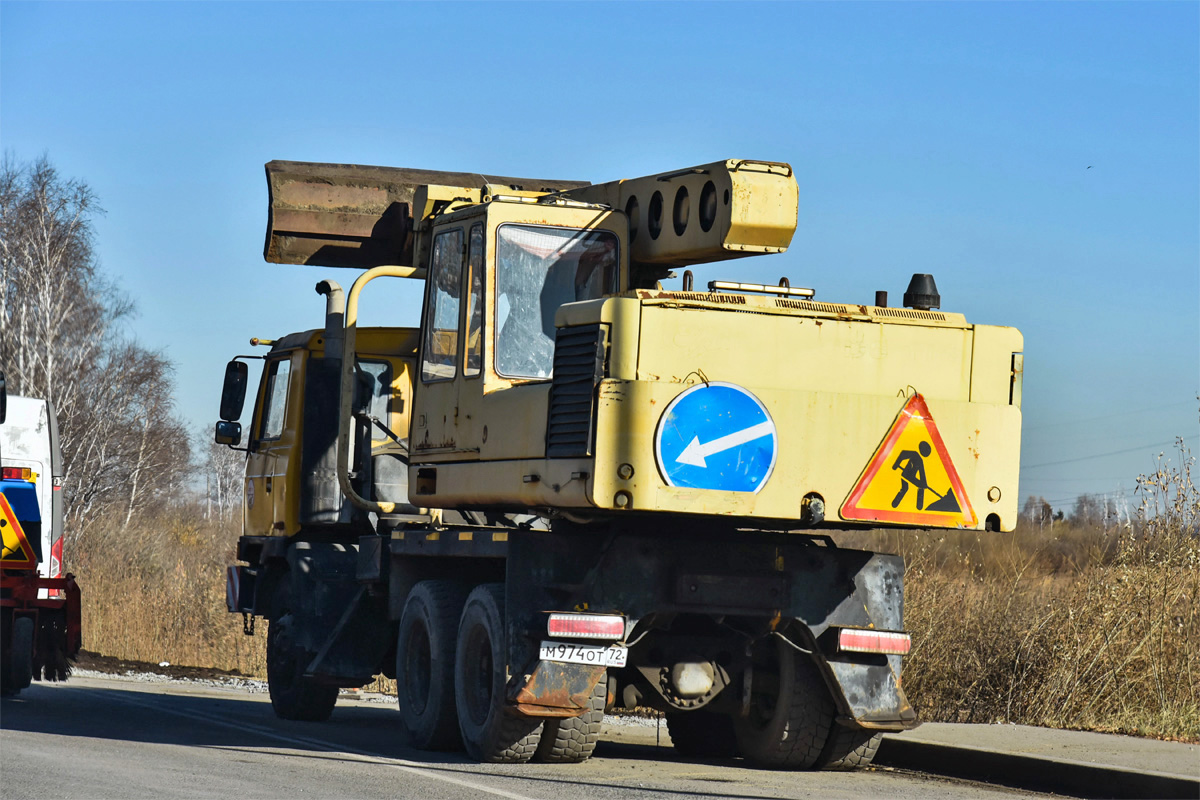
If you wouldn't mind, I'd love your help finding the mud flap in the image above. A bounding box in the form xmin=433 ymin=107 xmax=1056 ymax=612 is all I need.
xmin=823 ymin=658 xmax=917 ymax=730
xmin=507 ymin=660 xmax=606 ymax=718
xmin=226 ymin=565 xmax=257 ymax=613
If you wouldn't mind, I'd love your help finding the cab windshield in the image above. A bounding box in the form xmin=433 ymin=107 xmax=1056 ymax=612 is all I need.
xmin=494 ymin=224 xmax=618 ymax=379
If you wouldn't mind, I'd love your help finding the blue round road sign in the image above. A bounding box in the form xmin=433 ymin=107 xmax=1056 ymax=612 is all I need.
xmin=654 ymin=382 xmax=778 ymax=493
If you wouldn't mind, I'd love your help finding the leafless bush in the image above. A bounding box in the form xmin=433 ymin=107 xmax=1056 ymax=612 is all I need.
xmin=845 ymin=439 xmax=1199 ymax=741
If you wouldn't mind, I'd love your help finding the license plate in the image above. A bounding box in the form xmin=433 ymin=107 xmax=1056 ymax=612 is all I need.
xmin=539 ymin=640 xmax=628 ymax=668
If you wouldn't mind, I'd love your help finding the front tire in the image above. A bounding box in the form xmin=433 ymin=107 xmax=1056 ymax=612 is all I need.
xmin=396 ymin=580 xmax=468 ymax=750
xmin=732 ymin=634 xmax=834 ymax=769
xmin=267 ymin=614 xmax=338 ymax=721
xmin=454 ymin=584 xmax=542 ymax=763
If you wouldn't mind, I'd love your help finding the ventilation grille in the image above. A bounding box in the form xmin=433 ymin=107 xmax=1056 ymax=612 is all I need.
xmin=546 ymin=324 xmax=606 ymax=458
xmin=657 ymin=292 xmax=748 ymax=305
xmin=774 ymin=299 xmax=853 ymax=314
xmin=872 ymin=307 xmax=949 ymax=322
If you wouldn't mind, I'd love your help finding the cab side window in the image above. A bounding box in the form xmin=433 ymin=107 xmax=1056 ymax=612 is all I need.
xmin=259 ymin=358 xmax=291 ymax=440
xmin=421 ymin=229 xmax=464 ymax=382
xmin=356 ymin=359 xmax=393 ymax=444
xmin=465 ymin=224 xmax=484 ymax=377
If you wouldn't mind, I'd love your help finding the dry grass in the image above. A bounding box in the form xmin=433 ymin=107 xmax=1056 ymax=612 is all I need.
xmin=838 ymin=440 xmax=1200 ymax=741
xmin=69 ymin=444 xmax=1198 ymax=741
xmin=70 ymin=508 xmax=265 ymax=677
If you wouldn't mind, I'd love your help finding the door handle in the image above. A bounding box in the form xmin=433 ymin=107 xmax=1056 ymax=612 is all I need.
xmin=265 ymin=476 xmax=273 ymax=493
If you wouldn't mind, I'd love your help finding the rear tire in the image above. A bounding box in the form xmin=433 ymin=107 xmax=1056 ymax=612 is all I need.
xmin=534 ymin=678 xmax=605 ymax=763
xmin=7 ymin=616 xmax=35 ymax=693
xmin=396 ymin=580 xmax=468 ymax=750
xmin=666 ymin=710 xmax=738 ymax=759
xmin=732 ymin=634 xmax=834 ymax=769
xmin=454 ymin=583 xmax=542 ymax=763
xmin=267 ymin=613 xmax=338 ymax=722
xmin=816 ymin=723 xmax=882 ymax=770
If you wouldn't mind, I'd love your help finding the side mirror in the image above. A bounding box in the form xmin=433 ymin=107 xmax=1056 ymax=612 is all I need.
xmin=220 ymin=360 xmax=248 ymax=421
xmin=215 ymin=420 xmax=242 ymax=446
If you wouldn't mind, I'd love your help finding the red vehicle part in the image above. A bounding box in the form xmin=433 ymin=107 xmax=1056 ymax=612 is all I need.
xmin=2 ymin=571 xmax=82 ymax=685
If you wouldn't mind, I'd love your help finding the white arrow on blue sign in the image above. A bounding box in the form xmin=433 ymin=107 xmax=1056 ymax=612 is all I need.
xmin=654 ymin=382 xmax=778 ymax=493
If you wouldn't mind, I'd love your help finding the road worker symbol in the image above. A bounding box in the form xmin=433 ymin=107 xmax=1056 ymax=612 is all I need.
xmin=841 ymin=394 xmax=976 ymax=527
xmin=892 ymin=441 xmax=932 ymax=508
xmin=889 ymin=441 xmax=963 ymax=513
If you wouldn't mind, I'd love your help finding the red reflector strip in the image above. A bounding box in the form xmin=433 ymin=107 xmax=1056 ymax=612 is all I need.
xmin=2 ymin=467 xmax=32 ymax=481
xmin=51 ymin=537 xmax=63 ymax=578
xmin=547 ymin=613 xmax=625 ymax=640
xmin=837 ymin=629 xmax=911 ymax=655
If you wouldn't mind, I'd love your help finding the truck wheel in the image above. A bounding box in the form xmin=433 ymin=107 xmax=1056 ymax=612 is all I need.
xmin=454 ymin=583 xmax=542 ymax=763
xmin=396 ymin=580 xmax=468 ymax=751
xmin=8 ymin=616 xmax=35 ymax=692
xmin=534 ymin=678 xmax=605 ymax=763
xmin=732 ymin=636 xmax=834 ymax=769
xmin=816 ymin=723 xmax=882 ymax=770
xmin=666 ymin=710 xmax=738 ymax=758
xmin=267 ymin=614 xmax=338 ymax=722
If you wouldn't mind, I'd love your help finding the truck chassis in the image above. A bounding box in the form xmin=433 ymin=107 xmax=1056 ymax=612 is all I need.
xmin=230 ymin=515 xmax=914 ymax=767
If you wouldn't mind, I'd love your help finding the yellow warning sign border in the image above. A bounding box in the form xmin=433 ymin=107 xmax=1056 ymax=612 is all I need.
xmin=0 ymin=492 xmax=37 ymax=568
xmin=841 ymin=394 xmax=977 ymax=528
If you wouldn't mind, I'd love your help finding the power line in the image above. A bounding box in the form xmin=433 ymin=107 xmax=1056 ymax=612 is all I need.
xmin=1021 ymin=435 xmax=1197 ymax=470
xmin=1029 ymin=477 xmax=1137 ymax=483
xmin=1022 ymin=400 xmax=1197 ymax=432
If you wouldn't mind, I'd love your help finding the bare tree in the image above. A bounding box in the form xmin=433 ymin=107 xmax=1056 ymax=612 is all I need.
xmin=1070 ymin=493 xmax=1118 ymax=528
xmin=1 ymin=154 xmax=191 ymax=533
xmin=1021 ymin=495 xmax=1054 ymax=527
xmin=202 ymin=437 xmax=245 ymax=523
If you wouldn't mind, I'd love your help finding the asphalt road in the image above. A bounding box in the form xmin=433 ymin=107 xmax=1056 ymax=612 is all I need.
xmin=1 ymin=675 xmax=1040 ymax=800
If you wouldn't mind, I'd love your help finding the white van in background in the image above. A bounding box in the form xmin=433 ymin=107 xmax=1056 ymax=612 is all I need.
xmin=1 ymin=396 xmax=65 ymax=590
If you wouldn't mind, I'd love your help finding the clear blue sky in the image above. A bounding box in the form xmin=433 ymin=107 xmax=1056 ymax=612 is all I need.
xmin=3 ymin=1 xmax=1197 ymax=515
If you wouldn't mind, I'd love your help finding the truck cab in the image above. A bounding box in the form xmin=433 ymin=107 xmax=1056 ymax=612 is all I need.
xmin=408 ymin=195 xmax=627 ymax=508
xmin=232 ymin=326 xmax=421 ymax=539
xmin=1 ymin=396 xmax=65 ymax=588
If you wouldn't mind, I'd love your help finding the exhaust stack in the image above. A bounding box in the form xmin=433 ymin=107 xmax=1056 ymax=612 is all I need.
xmin=315 ymin=280 xmax=345 ymax=358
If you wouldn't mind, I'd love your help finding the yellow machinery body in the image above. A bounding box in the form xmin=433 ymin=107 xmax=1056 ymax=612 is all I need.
xmin=248 ymin=157 xmax=1022 ymax=534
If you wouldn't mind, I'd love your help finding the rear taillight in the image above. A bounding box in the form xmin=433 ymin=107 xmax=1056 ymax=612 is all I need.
xmin=547 ymin=613 xmax=625 ymax=640
xmin=836 ymin=628 xmax=911 ymax=656
xmin=2 ymin=466 xmax=32 ymax=481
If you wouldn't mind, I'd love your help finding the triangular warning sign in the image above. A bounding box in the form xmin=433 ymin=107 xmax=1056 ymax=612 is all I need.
xmin=1 ymin=493 xmax=37 ymax=568
xmin=841 ymin=394 xmax=977 ymax=528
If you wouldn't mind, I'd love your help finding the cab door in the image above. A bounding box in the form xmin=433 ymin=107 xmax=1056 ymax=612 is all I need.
xmin=245 ymin=352 xmax=297 ymax=536
xmin=412 ymin=223 xmax=485 ymax=457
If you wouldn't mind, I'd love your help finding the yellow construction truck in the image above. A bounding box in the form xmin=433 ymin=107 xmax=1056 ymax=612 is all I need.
xmin=217 ymin=158 xmax=1022 ymax=767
